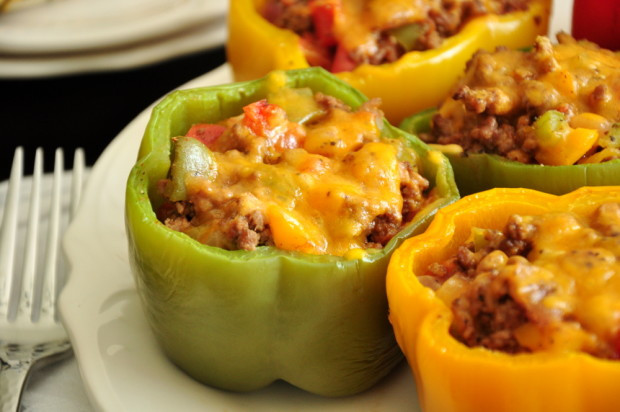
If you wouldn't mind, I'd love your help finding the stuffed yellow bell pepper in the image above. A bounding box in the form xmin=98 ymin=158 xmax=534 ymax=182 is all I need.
xmin=387 ymin=186 xmax=620 ymax=412
xmin=227 ymin=0 xmax=550 ymax=124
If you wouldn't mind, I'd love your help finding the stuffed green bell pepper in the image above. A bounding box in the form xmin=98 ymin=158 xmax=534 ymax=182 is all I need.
xmin=125 ymin=67 xmax=458 ymax=396
xmin=400 ymin=33 xmax=620 ymax=196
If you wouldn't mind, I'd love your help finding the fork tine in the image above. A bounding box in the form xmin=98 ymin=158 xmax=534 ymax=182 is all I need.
xmin=0 ymin=147 xmax=23 ymax=319
xmin=13 ymin=148 xmax=44 ymax=323
xmin=0 ymin=147 xmax=79 ymax=412
xmin=70 ymin=148 xmax=85 ymax=219
xmin=37 ymin=149 xmax=64 ymax=322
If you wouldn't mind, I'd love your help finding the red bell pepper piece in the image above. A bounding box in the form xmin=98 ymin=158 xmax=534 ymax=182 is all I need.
xmin=309 ymin=0 xmax=338 ymax=47
xmin=331 ymin=44 xmax=357 ymax=73
xmin=186 ymin=124 xmax=226 ymax=147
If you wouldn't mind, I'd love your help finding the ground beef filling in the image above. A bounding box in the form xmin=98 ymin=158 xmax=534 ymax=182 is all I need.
xmin=423 ymin=34 xmax=620 ymax=164
xmin=158 ymin=90 xmax=430 ymax=255
xmin=432 ymin=109 xmax=538 ymax=163
xmin=160 ymin=170 xmax=427 ymax=252
xmin=263 ymin=0 xmax=529 ymax=69
xmin=422 ymin=216 xmax=535 ymax=353
xmin=422 ymin=204 xmax=620 ymax=359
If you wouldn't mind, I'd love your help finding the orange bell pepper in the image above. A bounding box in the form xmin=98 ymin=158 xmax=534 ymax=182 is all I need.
xmin=227 ymin=0 xmax=551 ymax=124
xmin=387 ymin=187 xmax=620 ymax=412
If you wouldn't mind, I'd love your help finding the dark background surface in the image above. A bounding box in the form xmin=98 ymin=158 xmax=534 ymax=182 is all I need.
xmin=0 ymin=46 xmax=227 ymax=181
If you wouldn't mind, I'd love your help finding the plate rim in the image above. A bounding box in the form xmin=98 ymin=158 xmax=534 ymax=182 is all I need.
xmin=0 ymin=20 xmax=226 ymax=79
xmin=0 ymin=0 xmax=227 ymax=54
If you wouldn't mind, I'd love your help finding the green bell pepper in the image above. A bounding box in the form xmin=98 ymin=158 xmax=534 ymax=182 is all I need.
xmin=167 ymin=135 xmax=217 ymax=201
xmin=125 ymin=67 xmax=459 ymax=397
xmin=400 ymin=108 xmax=620 ymax=196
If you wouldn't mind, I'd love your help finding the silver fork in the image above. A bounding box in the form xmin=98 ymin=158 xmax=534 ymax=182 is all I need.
xmin=0 ymin=147 xmax=85 ymax=412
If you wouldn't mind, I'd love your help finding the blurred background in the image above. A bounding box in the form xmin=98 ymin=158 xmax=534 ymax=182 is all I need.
xmin=0 ymin=0 xmax=228 ymax=179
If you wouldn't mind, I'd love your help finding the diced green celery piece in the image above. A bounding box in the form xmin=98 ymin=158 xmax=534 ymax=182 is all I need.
xmin=389 ymin=23 xmax=426 ymax=52
xmin=168 ymin=136 xmax=217 ymax=201
xmin=268 ymin=87 xmax=325 ymax=124
xmin=533 ymin=110 xmax=569 ymax=146
xmin=470 ymin=227 xmax=490 ymax=252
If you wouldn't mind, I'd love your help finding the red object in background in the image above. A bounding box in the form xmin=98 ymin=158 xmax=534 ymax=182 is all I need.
xmin=572 ymin=0 xmax=620 ymax=50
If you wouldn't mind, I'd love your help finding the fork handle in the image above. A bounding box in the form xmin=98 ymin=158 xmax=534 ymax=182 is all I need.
xmin=0 ymin=357 xmax=32 ymax=412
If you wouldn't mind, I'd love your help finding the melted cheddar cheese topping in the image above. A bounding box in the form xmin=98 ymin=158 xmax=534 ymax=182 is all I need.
xmin=441 ymin=35 xmax=620 ymax=121
xmin=163 ymin=75 xmax=428 ymax=257
xmin=505 ymin=210 xmax=620 ymax=355
xmin=433 ymin=204 xmax=620 ymax=358
xmin=430 ymin=34 xmax=620 ymax=165
xmin=335 ymin=0 xmax=514 ymax=52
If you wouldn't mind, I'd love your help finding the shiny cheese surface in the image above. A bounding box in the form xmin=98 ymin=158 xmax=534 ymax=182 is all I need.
xmin=335 ymin=0 xmax=521 ymax=52
xmin=441 ymin=35 xmax=620 ymax=121
xmin=179 ymin=76 xmax=418 ymax=257
xmin=437 ymin=205 xmax=620 ymax=356
xmin=190 ymin=132 xmax=404 ymax=257
xmin=336 ymin=0 xmax=430 ymax=52
xmin=508 ymin=208 xmax=620 ymax=354
xmin=435 ymin=35 xmax=620 ymax=165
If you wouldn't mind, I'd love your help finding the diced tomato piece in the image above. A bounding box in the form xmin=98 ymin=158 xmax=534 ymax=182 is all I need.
xmin=242 ymin=100 xmax=304 ymax=151
xmin=309 ymin=0 xmax=338 ymax=47
xmin=186 ymin=124 xmax=226 ymax=147
xmin=331 ymin=44 xmax=357 ymax=73
xmin=242 ymin=100 xmax=287 ymax=137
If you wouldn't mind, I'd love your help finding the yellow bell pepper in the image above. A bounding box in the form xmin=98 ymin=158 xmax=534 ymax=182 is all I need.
xmin=227 ymin=0 xmax=551 ymax=124
xmin=386 ymin=187 xmax=620 ymax=412
xmin=535 ymin=127 xmax=599 ymax=165
xmin=533 ymin=110 xmax=600 ymax=166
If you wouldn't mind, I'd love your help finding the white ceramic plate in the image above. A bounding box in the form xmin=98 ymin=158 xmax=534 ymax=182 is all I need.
xmin=59 ymin=64 xmax=421 ymax=412
xmin=0 ymin=20 xmax=226 ymax=78
xmin=0 ymin=0 xmax=226 ymax=54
